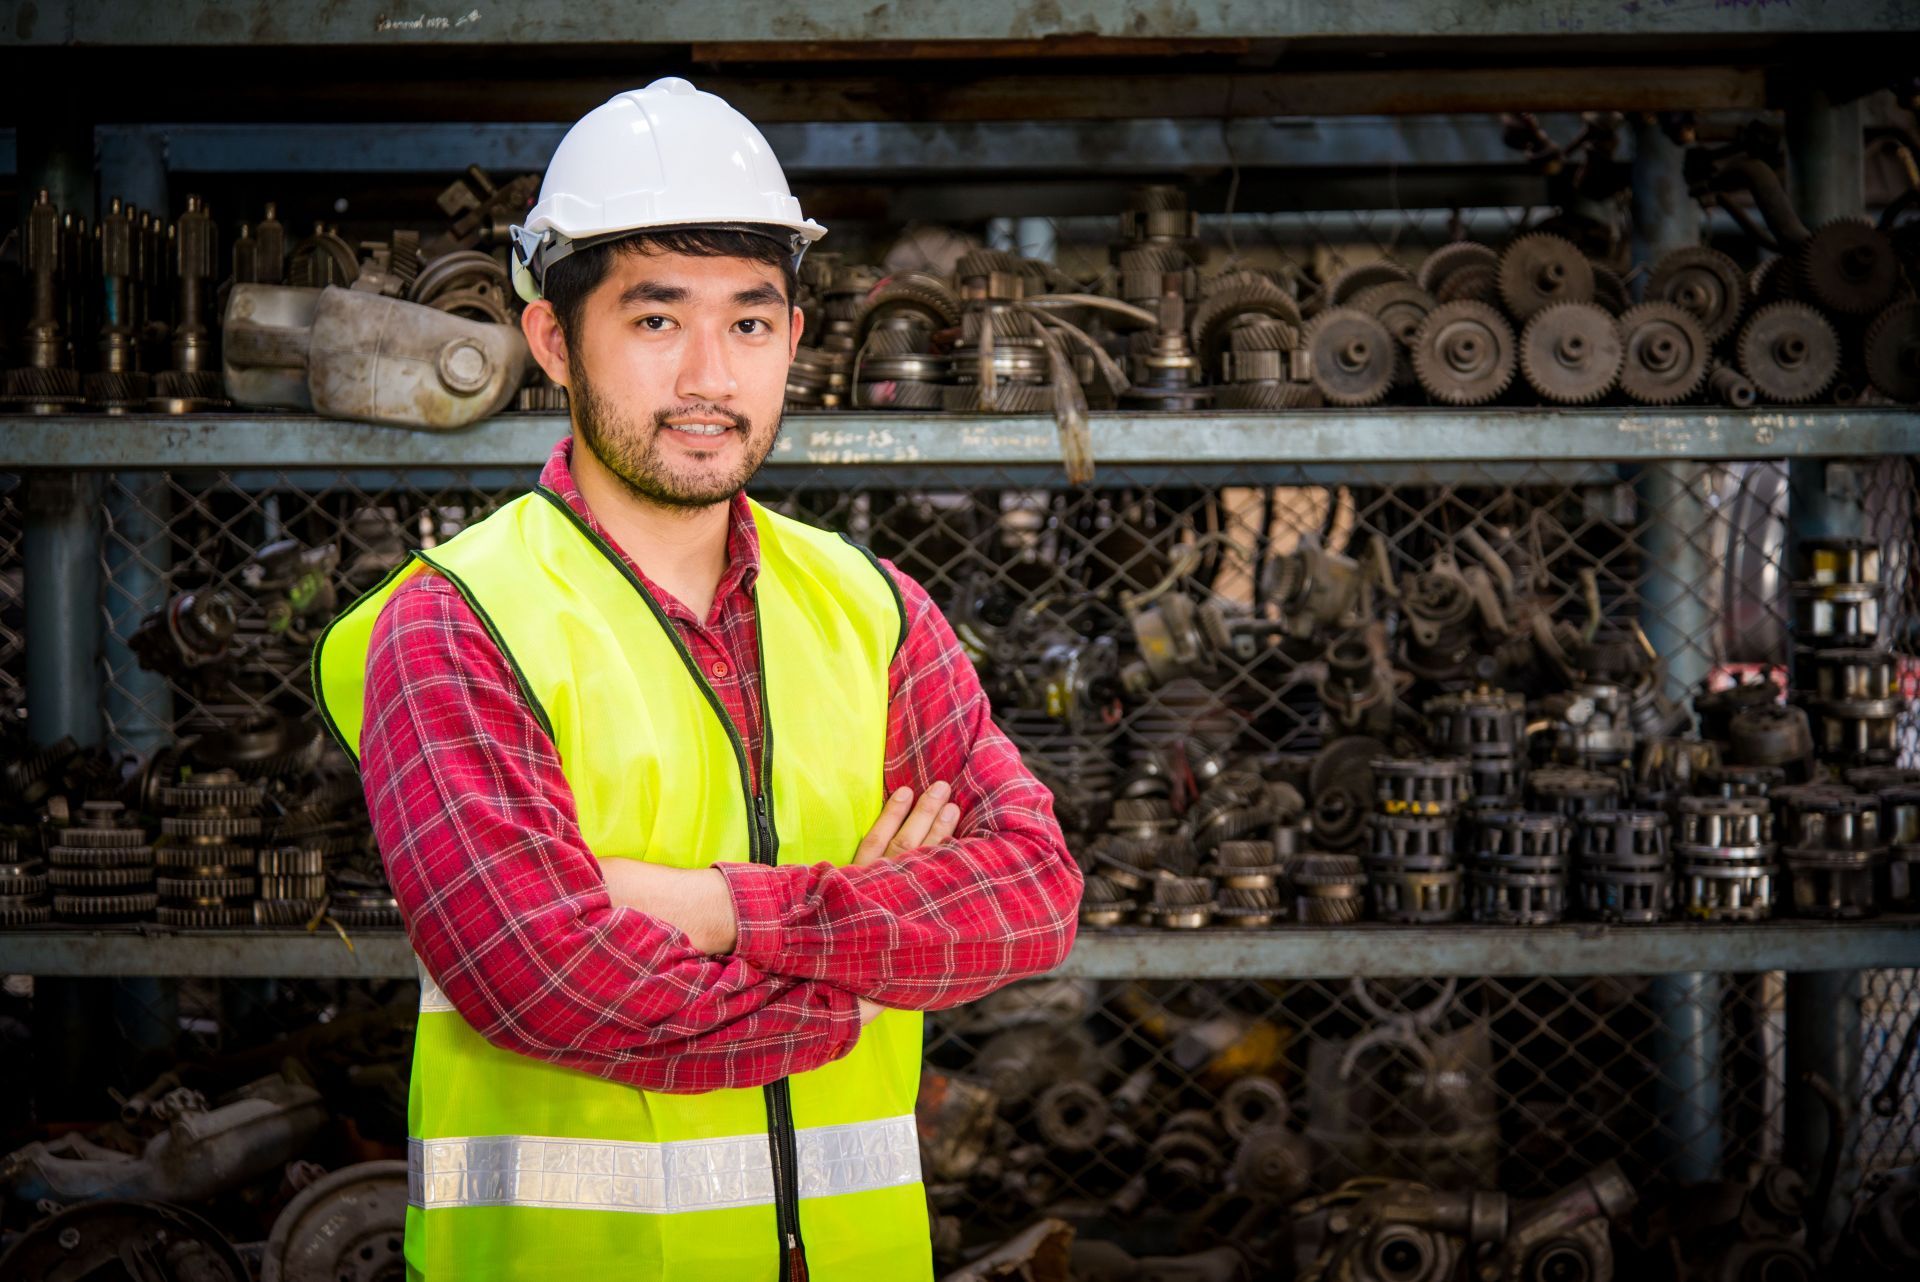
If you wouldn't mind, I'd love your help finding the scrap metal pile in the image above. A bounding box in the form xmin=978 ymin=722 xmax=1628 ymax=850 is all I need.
xmin=1050 ymin=533 xmax=1917 ymax=931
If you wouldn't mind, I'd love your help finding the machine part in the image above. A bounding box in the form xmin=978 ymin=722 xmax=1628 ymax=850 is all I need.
xmin=1410 ymin=300 xmax=1516 ymax=405
xmin=1809 ymin=648 xmax=1902 ymax=765
xmin=1078 ymin=874 xmax=1137 ymax=929
xmin=1519 ymin=302 xmax=1623 ymax=403
xmin=1434 ymin=262 xmax=1500 ymax=306
xmin=1368 ymin=814 xmax=1458 ymax=865
xmin=1318 ymin=630 xmax=1397 ymax=737
xmin=1863 ymin=298 xmax=1920 ymax=402
xmin=1526 ymin=767 xmax=1620 ymax=818
xmin=1572 ymin=809 xmax=1671 ymax=862
xmin=1882 ymin=784 xmax=1920 ymax=849
xmin=1293 ymin=854 xmax=1368 ymax=923
xmin=1707 ymin=358 xmax=1759 ymax=407
xmin=1148 ymin=875 xmax=1215 ymax=929
xmin=1326 ymin=260 xmax=1414 ymax=308
xmin=1675 ymin=855 xmax=1779 ymax=921
xmin=0 ymin=1199 xmax=249 ymax=1282
xmin=1396 ymin=570 xmax=1480 ymax=683
xmin=1190 ymin=272 xmax=1301 ymax=371
xmin=1417 ymin=242 xmax=1499 ymax=296
xmin=1543 ymin=681 xmax=1642 ymax=770
xmin=1218 ymin=1076 xmax=1290 ymax=1141
xmin=1371 ymin=757 xmax=1472 ymax=817
xmin=1351 ymin=281 xmax=1436 ymax=355
xmin=1498 ymin=233 xmax=1595 ymax=320
xmin=1777 ymin=789 xmax=1881 ymax=851
xmin=90 ymin=198 xmax=151 ymax=412
xmin=1798 ymin=217 xmax=1901 ymax=315
xmin=1617 ymin=301 xmax=1710 ymax=404
xmin=1839 ymin=1167 xmax=1920 ymax=1280
xmin=1645 ymin=245 xmax=1750 ymax=342
xmin=1694 ymin=678 xmax=1783 ymax=745
xmin=1368 ymin=863 xmax=1464 ymax=924
xmin=1309 ymin=737 xmax=1388 ymax=852
xmin=1 ymin=189 xmax=84 ymax=413
xmin=1487 ymin=1163 xmax=1635 ymax=1282
xmin=1303 ymin=307 xmax=1397 ymax=407
xmin=1470 ymin=847 xmax=1569 ymax=925
xmin=1676 ymin=795 xmax=1774 ymax=848
xmin=260 ymin=1159 xmax=408 ymax=1282
xmin=1265 ymin=541 xmax=1368 ymax=641
xmin=0 ymin=1073 xmax=326 ymax=1205
xmin=1783 ymin=847 xmax=1885 ymax=919
xmin=224 ymin=284 xmax=530 ymax=428
xmin=1466 ymin=757 xmax=1527 ymax=810
xmin=1475 ymin=811 xmax=1571 ymax=860
xmin=1214 ymin=883 xmax=1285 ymax=927
xmin=1737 ymin=302 xmax=1841 ymax=403
xmin=1032 ymin=1080 xmax=1108 ymax=1153
xmin=1590 ymin=264 xmax=1628 ymax=316
xmin=1425 ymin=688 xmax=1527 ymax=760
xmin=1203 ymin=839 xmax=1285 ymax=889
xmin=1728 ymin=704 xmax=1816 ymax=778
xmin=1231 ymin=1124 xmax=1311 ymax=1204
xmin=150 ymin=195 xmax=227 ymax=412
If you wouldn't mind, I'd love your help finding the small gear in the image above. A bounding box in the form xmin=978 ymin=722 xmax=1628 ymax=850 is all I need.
xmin=260 ymin=874 xmax=329 ymax=900
xmin=1212 ymin=381 xmax=1322 ymax=409
xmin=0 ymin=901 xmax=52 ymax=926
xmin=53 ymin=892 xmax=158 ymax=919
xmin=1520 ymin=302 xmax=1624 ymax=404
xmin=1618 ymin=301 xmax=1711 ymax=405
xmin=1417 ymin=242 xmax=1498 ymax=296
xmin=157 ymin=905 xmax=252 ymax=929
xmin=49 ymin=865 xmax=155 ymax=890
xmin=1303 ymin=307 xmax=1397 ymax=406
xmin=1590 ymin=265 xmax=1629 ymax=316
xmin=860 ymin=326 xmax=927 ymax=358
xmin=158 ymin=875 xmax=258 ymax=900
xmin=1228 ymin=319 xmax=1298 ymax=351
xmin=0 ymin=872 xmax=46 ymax=896
xmin=48 ymin=842 xmax=155 ymax=867
xmin=254 ymin=899 xmax=323 ymax=927
xmin=158 ymin=772 xmax=267 ymax=810
xmin=1498 ymin=233 xmax=1596 ymax=320
xmin=940 ymin=382 xmax=1053 ymax=413
xmin=258 ymin=846 xmax=326 ymax=876
xmin=157 ymin=844 xmax=256 ymax=869
xmin=1738 ymin=302 xmax=1841 ymax=404
xmin=1798 ymin=218 xmax=1900 ymax=315
xmin=1325 ymin=260 xmax=1412 ymax=308
xmin=1190 ymin=275 xmax=1301 ymax=370
xmin=162 ymin=815 xmax=265 ymax=839
xmin=1863 ymin=299 xmax=1920 ymax=403
xmin=1411 ymin=300 xmax=1516 ymax=405
xmin=1750 ymin=255 xmax=1795 ymax=305
xmin=953 ymin=248 xmax=1025 ymax=280
xmin=1645 ymin=246 xmax=1749 ymax=342
xmin=960 ymin=307 xmax=1038 ymax=342
xmin=1351 ymin=282 xmax=1437 ymax=348
xmin=1433 ymin=262 xmax=1500 ymax=306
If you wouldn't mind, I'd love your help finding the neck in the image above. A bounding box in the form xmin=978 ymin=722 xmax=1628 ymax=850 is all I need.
xmin=570 ymin=431 xmax=733 ymax=611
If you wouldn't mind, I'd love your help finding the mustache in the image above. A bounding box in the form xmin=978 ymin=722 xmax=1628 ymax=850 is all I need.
xmin=652 ymin=404 xmax=750 ymax=433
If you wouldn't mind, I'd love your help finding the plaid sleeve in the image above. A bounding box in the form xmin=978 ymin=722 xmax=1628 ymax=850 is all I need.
xmin=359 ymin=571 xmax=863 ymax=1092
xmin=719 ymin=561 xmax=1082 ymax=1009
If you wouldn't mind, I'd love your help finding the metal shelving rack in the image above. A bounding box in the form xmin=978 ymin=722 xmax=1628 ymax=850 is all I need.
xmin=4 ymin=0 xmax=1920 ymax=1230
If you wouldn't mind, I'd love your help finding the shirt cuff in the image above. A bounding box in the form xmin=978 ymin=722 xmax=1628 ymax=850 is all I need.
xmin=715 ymin=860 xmax=807 ymax=968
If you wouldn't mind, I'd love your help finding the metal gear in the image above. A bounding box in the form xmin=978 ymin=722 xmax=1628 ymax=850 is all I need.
xmin=0 ymin=901 xmax=51 ymax=925
xmin=257 ymin=1160 xmax=409 ymax=1282
xmin=1520 ymin=302 xmax=1624 ymax=404
xmin=1411 ymin=300 xmax=1516 ymax=405
xmin=1750 ymin=254 xmax=1795 ymax=305
xmin=157 ymin=844 xmax=255 ymax=869
xmin=1590 ymin=265 xmax=1629 ymax=316
xmin=1213 ymin=380 xmax=1322 ymax=409
xmin=1498 ymin=233 xmax=1596 ymax=320
xmin=1618 ymin=302 xmax=1711 ymax=405
xmin=1417 ymin=242 xmax=1498 ymax=296
xmin=1738 ymin=302 xmax=1841 ymax=404
xmin=1229 ymin=318 xmax=1298 ymax=351
xmin=1798 ymin=218 xmax=1901 ymax=315
xmin=162 ymin=814 xmax=265 ymax=839
xmin=1190 ymin=274 xmax=1301 ymax=371
xmin=1302 ymin=307 xmax=1397 ymax=406
xmin=1434 ymin=262 xmax=1500 ymax=306
xmin=50 ymin=865 xmax=157 ymax=889
xmin=158 ymin=776 xmax=267 ymax=810
xmin=0 ymin=1199 xmax=248 ymax=1282
xmin=1351 ymin=281 xmax=1437 ymax=349
xmin=1326 ymin=260 xmax=1412 ymax=308
xmin=1645 ymin=246 xmax=1749 ymax=342
xmin=54 ymin=891 xmax=159 ymax=919
xmin=1864 ymin=299 xmax=1920 ymax=402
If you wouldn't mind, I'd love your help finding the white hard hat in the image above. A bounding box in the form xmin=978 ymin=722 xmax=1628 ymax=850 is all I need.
xmin=510 ymin=77 xmax=826 ymax=304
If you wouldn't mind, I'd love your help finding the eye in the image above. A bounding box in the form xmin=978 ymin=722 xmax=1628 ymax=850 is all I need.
xmin=636 ymin=315 xmax=674 ymax=332
xmin=736 ymin=318 xmax=771 ymax=335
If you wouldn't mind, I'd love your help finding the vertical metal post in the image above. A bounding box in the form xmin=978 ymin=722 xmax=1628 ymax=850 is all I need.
xmin=98 ymin=127 xmax=174 ymax=758
xmin=1632 ymin=116 xmax=1725 ymax=1183
xmin=1783 ymin=86 xmax=1867 ymax=1230
xmin=23 ymin=474 xmax=104 ymax=748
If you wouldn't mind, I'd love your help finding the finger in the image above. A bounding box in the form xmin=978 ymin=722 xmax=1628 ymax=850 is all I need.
xmin=855 ymin=788 xmax=915 ymax=865
xmin=924 ymin=802 xmax=961 ymax=848
xmin=886 ymin=781 xmax=951 ymax=857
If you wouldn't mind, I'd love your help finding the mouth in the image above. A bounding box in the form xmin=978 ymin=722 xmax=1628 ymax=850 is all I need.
xmin=661 ymin=421 xmax=737 ymax=439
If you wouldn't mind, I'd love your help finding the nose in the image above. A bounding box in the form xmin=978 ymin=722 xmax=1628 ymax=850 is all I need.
xmin=676 ymin=321 xmax=738 ymax=404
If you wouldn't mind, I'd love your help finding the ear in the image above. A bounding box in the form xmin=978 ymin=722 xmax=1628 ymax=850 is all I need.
xmin=521 ymin=299 xmax=571 ymax=390
xmin=788 ymin=303 xmax=806 ymax=359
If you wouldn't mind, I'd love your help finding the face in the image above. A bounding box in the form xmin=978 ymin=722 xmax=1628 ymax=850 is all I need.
xmin=528 ymin=247 xmax=803 ymax=510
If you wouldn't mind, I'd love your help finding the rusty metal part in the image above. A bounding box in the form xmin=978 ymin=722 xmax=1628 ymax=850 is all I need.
xmin=1292 ymin=853 xmax=1368 ymax=923
xmin=1351 ymin=281 xmax=1436 ymax=360
xmin=1148 ymin=874 xmax=1215 ymax=929
xmin=1032 ymin=1080 xmax=1109 ymax=1153
xmin=1371 ymin=757 xmax=1473 ymax=816
xmin=1191 ymin=271 xmax=1301 ymax=371
xmin=1519 ymin=302 xmax=1623 ymax=403
xmin=1863 ymin=298 xmax=1920 ymax=402
xmin=1645 ymin=245 xmax=1749 ymax=342
xmin=1304 ymin=306 xmax=1397 ymax=406
xmin=1487 ymin=1163 xmax=1635 ymax=1282
xmin=1369 ymin=814 xmax=1458 ymax=864
xmin=1526 ymin=767 xmax=1620 ymax=818
xmin=1737 ymin=301 xmax=1841 ymax=403
xmin=2 ymin=190 xmax=85 ymax=413
xmin=1078 ymin=873 xmax=1137 ymax=928
xmin=1798 ymin=217 xmax=1901 ymax=315
xmin=1411 ymin=300 xmax=1515 ymax=404
xmin=0 ymin=1200 xmax=248 ymax=1281
xmin=1327 ymin=260 xmax=1414 ymax=308
xmin=1426 ymin=688 xmax=1527 ymax=759
xmin=1617 ymin=301 xmax=1710 ymax=404
xmin=1839 ymin=1167 xmax=1920 ymax=1280
xmin=1707 ymin=358 xmax=1759 ymax=407
xmin=1417 ymin=242 xmax=1498 ymax=296
xmin=1309 ymin=737 xmax=1388 ymax=852
xmin=1369 ymin=861 xmax=1464 ymax=923
xmin=1728 ymin=704 xmax=1816 ymax=779
xmin=261 ymin=1160 xmax=408 ymax=1282
xmin=1498 ymin=233 xmax=1595 ymax=320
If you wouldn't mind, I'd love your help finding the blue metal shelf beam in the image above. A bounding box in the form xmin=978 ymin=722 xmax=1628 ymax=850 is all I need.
xmin=0 ymin=921 xmax=1914 ymax=980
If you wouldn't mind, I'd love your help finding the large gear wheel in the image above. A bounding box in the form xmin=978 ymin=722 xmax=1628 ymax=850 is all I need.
xmin=1416 ymin=242 xmax=1497 ymax=296
xmin=855 ymin=272 xmax=961 ymax=337
xmin=1326 ymin=260 xmax=1412 ymax=308
xmin=1351 ymin=282 xmax=1437 ymax=349
xmin=1434 ymin=262 xmax=1500 ymax=306
xmin=1798 ymin=218 xmax=1900 ymax=316
xmin=1738 ymin=301 xmax=1841 ymax=404
xmin=1750 ymin=255 xmax=1795 ymax=305
xmin=1411 ymin=300 xmax=1516 ymax=405
xmin=1498 ymin=232 xmax=1596 ymax=320
xmin=1618 ymin=301 xmax=1711 ymax=405
xmin=1190 ymin=274 xmax=1302 ymax=373
xmin=1863 ymin=299 xmax=1920 ymax=403
xmin=1590 ymin=265 xmax=1629 ymax=316
xmin=1645 ymin=246 xmax=1750 ymax=342
xmin=1228 ymin=319 xmax=1298 ymax=351
xmin=1303 ymin=307 xmax=1397 ymax=406
xmin=1520 ymin=302 xmax=1624 ymax=404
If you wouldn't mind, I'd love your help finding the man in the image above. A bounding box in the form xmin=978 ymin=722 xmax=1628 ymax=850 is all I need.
xmin=313 ymin=78 xmax=1080 ymax=1281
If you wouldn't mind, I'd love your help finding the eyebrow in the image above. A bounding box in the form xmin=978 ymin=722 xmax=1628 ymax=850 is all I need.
xmin=614 ymin=280 xmax=787 ymax=310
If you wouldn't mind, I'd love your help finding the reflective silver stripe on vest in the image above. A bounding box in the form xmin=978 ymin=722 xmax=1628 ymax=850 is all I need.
xmin=417 ymin=958 xmax=457 ymax=1014
xmin=408 ymin=1114 xmax=920 ymax=1214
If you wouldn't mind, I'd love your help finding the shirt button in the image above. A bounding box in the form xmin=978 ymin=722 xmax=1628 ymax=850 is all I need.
xmin=711 ymin=661 xmax=730 ymax=679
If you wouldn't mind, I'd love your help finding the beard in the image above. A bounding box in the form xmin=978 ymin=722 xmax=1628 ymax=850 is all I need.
xmin=569 ymin=357 xmax=782 ymax=510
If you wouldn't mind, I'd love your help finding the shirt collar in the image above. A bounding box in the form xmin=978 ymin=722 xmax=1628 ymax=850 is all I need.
xmin=538 ymin=437 xmax=763 ymax=613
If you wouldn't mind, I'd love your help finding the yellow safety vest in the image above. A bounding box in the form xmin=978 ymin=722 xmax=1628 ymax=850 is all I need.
xmin=313 ymin=486 xmax=930 ymax=1282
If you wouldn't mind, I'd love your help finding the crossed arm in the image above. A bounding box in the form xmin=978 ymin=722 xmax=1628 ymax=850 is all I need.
xmin=360 ymin=564 xmax=1079 ymax=1094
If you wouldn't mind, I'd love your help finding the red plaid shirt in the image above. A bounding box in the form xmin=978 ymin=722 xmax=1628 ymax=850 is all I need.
xmin=358 ymin=438 xmax=1079 ymax=1093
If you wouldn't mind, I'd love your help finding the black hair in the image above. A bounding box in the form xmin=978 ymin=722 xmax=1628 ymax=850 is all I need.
xmin=540 ymin=228 xmax=797 ymax=347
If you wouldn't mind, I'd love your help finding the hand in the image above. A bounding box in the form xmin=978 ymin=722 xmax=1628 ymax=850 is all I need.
xmin=853 ymin=782 xmax=961 ymax=866
xmin=857 ymin=997 xmax=885 ymax=1026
